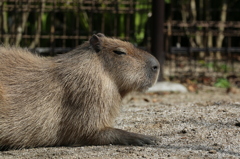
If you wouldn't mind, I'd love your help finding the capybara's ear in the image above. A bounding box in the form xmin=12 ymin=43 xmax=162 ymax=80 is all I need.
xmin=96 ymin=33 xmax=105 ymax=37
xmin=90 ymin=34 xmax=102 ymax=53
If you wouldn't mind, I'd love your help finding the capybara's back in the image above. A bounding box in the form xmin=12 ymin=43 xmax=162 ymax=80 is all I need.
xmin=0 ymin=33 xmax=160 ymax=149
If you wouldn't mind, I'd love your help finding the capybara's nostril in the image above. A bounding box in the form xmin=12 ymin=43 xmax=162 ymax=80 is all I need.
xmin=152 ymin=65 xmax=159 ymax=72
xmin=149 ymin=57 xmax=160 ymax=72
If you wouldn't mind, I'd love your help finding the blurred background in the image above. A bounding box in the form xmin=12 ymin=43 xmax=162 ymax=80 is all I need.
xmin=0 ymin=0 xmax=239 ymax=90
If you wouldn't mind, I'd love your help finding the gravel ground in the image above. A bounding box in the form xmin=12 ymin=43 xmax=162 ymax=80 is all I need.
xmin=0 ymin=86 xmax=239 ymax=159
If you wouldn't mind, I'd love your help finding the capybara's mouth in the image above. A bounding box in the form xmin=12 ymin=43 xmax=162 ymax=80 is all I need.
xmin=138 ymin=83 xmax=153 ymax=92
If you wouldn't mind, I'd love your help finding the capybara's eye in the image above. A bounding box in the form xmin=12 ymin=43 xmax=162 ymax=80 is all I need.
xmin=113 ymin=50 xmax=126 ymax=55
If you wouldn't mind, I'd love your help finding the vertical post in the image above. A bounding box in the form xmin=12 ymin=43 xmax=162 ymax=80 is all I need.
xmin=152 ymin=0 xmax=165 ymax=81
xmin=50 ymin=1 xmax=56 ymax=56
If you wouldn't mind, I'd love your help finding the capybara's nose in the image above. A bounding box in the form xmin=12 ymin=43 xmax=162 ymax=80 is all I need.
xmin=149 ymin=56 xmax=160 ymax=73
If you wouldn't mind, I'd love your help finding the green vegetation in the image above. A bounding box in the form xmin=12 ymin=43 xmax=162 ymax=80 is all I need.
xmin=0 ymin=1 xmax=152 ymax=47
xmin=214 ymin=78 xmax=231 ymax=88
xmin=199 ymin=61 xmax=230 ymax=73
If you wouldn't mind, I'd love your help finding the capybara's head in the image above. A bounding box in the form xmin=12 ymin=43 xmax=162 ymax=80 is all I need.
xmin=89 ymin=33 xmax=160 ymax=95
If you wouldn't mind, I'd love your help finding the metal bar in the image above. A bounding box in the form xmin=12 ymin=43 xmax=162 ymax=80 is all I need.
xmin=171 ymin=47 xmax=240 ymax=53
xmin=0 ymin=2 xmax=3 ymax=42
xmin=50 ymin=0 xmax=56 ymax=56
xmin=75 ymin=1 xmax=80 ymax=47
xmin=114 ymin=0 xmax=118 ymax=37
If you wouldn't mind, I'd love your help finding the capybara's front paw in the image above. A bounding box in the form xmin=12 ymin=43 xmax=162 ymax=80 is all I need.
xmin=119 ymin=132 xmax=156 ymax=146
xmin=89 ymin=128 xmax=157 ymax=146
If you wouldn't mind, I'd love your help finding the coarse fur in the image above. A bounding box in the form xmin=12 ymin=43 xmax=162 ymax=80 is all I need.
xmin=0 ymin=33 xmax=160 ymax=149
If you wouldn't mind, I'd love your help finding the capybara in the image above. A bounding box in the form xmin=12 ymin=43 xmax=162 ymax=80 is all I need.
xmin=0 ymin=33 xmax=160 ymax=149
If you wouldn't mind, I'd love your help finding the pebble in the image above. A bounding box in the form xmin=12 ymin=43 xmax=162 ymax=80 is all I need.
xmin=235 ymin=122 xmax=240 ymax=127
xmin=208 ymin=150 xmax=217 ymax=154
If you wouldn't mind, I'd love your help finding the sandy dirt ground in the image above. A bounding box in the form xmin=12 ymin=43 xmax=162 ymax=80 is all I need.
xmin=0 ymin=86 xmax=239 ymax=159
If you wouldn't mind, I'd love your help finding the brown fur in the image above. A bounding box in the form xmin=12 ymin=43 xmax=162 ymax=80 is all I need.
xmin=0 ymin=33 xmax=159 ymax=149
